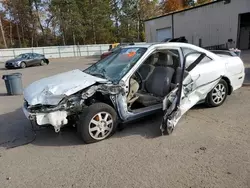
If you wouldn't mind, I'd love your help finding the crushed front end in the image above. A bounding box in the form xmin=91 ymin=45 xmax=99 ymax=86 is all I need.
xmin=22 ymin=92 xmax=85 ymax=132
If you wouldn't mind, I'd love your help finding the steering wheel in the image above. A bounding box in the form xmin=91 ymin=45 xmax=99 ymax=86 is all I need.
xmin=133 ymin=70 xmax=143 ymax=89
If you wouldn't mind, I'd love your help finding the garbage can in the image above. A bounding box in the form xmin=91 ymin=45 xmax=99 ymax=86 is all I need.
xmin=2 ymin=73 xmax=23 ymax=95
xmin=229 ymin=48 xmax=241 ymax=57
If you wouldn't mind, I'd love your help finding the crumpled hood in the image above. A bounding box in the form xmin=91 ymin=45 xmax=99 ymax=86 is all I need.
xmin=24 ymin=69 xmax=107 ymax=106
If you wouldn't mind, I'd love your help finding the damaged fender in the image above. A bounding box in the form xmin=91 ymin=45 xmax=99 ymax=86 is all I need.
xmin=161 ymin=77 xmax=221 ymax=134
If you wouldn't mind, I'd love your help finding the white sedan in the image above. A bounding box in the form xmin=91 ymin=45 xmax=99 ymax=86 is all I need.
xmin=22 ymin=43 xmax=245 ymax=143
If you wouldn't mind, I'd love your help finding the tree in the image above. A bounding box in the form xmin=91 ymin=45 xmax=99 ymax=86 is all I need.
xmin=184 ymin=0 xmax=195 ymax=6
xmin=0 ymin=0 xmax=162 ymax=47
xmin=161 ymin=0 xmax=184 ymax=13
xmin=197 ymin=0 xmax=212 ymax=4
xmin=0 ymin=15 xmax=7 ymax=48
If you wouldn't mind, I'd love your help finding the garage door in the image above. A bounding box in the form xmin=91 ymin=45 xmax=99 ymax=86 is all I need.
xmin=156 ymin=27 xmax=172 ymax=42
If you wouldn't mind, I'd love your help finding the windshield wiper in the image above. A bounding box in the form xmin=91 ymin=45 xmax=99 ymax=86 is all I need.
xmin=91 ymin=72 xmax=106 ymax=79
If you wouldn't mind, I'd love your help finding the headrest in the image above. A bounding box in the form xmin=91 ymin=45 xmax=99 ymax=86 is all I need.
xmin=155 ymin=53 xmax=168 ymax=66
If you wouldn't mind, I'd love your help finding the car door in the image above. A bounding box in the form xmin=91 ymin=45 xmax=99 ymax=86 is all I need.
xmin=160 ymin=48 xmax=225 ymax=134
xmin=33 ymin=53 xmax=42 ymax=65
xmin=25 ymin=53 xmax=35 ymax=66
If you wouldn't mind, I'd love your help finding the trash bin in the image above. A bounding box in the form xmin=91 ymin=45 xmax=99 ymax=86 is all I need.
xmin=229 ymin=48 xmax=241 ymax=57
xmin=2 ymin=73 xmax=23 ymax=95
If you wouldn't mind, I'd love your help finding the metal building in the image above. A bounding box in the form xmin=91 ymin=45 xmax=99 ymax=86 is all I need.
xmin=144 ymin=0 xmax=250 ymax=50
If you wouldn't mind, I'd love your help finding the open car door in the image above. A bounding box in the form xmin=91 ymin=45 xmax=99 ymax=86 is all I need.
xmin=160 ymin=52 xmax=225 ymax=135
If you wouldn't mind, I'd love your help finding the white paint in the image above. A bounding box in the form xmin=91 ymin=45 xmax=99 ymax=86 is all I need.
xmin=122 ymin=42 xmax=244 ymax=130
xmin=24 ymin=69 xmax=107 ymax=106
xmin=22 ymin=106 xmax=30 ymax=119
xmin=145 ymin=0 xmax=250 ymax=48
xmin=22 ymin=42 xmax=245 ymax=134
xmin=145 ymin=16 xmax=172 ymax=43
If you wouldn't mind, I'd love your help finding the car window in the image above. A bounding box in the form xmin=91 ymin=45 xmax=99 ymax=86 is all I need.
xmin=16 ymin=53 xmax=28 ymax=59
xmin=33 ymin=53 xmax=41 ymax=58
xmin=182 ymin=47 xmax=212 ymax=68
xmin=85 ymin=47 xmax=147 ymax=83
xmin=27 ymin=53 xmax=33 ymax=58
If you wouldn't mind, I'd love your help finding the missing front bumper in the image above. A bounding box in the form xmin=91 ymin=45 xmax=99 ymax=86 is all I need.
xmin=22 ymin=106 xmax=68 ymax=132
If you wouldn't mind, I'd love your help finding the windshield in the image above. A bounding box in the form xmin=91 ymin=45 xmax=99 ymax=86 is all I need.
xmin=84 ymin=47 xmax=147 ymax=83
xmin=16 ymin=54 xmax=28 ymax=59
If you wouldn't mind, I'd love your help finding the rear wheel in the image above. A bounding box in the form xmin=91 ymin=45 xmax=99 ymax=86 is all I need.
xmin=40 ymin=59 xmax=47 ymax=66
xmin=77 ymin=103 xmax=118 ymax=144
xmin=206 ymin=79 xmax=228 ymax=107
xmin=20 ymin=62 xmax=26 ymax=69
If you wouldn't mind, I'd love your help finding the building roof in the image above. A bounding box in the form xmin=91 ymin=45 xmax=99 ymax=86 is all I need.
xmin=144 ymin=0 xmax=223 ymax=22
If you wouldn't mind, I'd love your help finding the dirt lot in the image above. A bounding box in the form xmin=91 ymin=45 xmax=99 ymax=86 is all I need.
xmin=0 ymin=55 xmax=250 ymax=188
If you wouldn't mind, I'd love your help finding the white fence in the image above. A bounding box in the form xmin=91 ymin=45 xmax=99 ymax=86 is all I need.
xmin=0 ymin=43 xmax=146 ymax=62
xmin=0 ymin=44 xmax=109 ymax=61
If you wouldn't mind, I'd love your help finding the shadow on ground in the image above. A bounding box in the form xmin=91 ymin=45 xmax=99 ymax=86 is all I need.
xmin=0 ymin=103 xmax=213 ymax=149
xmin=244 ymin=68 xmax=250 ymax=83
xmin=0 ymin=108 xmax=164 ymax=149
xmin=0 ymin=93 xmax=8 ymax=97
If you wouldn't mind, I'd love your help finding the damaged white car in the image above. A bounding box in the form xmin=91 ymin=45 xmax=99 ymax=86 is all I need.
xmin=22 ymin=43 xmax=245 ymax=143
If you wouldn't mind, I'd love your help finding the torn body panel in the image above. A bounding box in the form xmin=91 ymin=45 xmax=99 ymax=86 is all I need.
xmin=23 ymin=81 xmax=125 ymax=132
xmin=161 ymin=74 xmax=221 ymax=134
xmin=161 ymin=51 xmax=224 ymax=134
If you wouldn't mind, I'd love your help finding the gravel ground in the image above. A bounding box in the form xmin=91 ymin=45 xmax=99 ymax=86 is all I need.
xmin=0 ymin=55 xmax=250 ymax=188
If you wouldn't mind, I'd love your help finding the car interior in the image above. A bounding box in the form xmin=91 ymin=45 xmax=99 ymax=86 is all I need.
xmin=126 ymin=49 xmax=185 ymax=110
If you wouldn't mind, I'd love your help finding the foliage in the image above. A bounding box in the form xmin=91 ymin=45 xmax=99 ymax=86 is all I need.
xmin=161 ymin=0 xmax=184 ymax=13
xmin=161 ymin=0 xmax=213 ymax=13
xmin=0 ymin=0 xmax=212 ymax=48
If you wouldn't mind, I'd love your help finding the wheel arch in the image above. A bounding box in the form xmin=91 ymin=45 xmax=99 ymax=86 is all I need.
xmin=221 ymin=76 xmax=233 ymax=95
xmin=20 ymin=61 xmax=27 ymax=68
xmin=85 ymin=92 xmax=116 ymax=109
xmin=44 ymin=58 xmax=49 ymax=64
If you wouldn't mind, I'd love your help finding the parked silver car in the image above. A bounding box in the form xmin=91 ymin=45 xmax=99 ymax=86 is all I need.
xmin=5 ymin=53 xmax=49 ymax=69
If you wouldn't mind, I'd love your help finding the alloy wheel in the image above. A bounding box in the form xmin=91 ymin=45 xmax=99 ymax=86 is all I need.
xmin=88 ymin=112 xmax=113 ymax=140
xmin=211 ymin=83 xmax=226 ymax=105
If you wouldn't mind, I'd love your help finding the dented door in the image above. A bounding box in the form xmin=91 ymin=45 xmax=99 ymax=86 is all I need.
xmin=161 ymin=52 xmax=224 ymax=134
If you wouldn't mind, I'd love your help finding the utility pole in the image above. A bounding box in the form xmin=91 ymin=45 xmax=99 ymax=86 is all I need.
xmin=0 ymin=16 xmax=7 ymax=48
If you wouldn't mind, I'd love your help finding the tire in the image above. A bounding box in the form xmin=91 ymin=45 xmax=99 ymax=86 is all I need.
xmin=206 ymin=79 xmax=228 ymax=107
xmin=77 ymin=103 xmax=118 ymax=144
xmin=20 ymin=62 xmax=26 ymax=69
xmin=40 ymin=59 xmax=47 ymax=66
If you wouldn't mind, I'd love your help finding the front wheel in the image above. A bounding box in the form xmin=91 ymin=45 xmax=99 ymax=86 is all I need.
xmin=20 ymin=62 xmax=26 ymax=69
xmin=206 ymin=79 xmax=228 ymax=107
xmin=77 ymin=103 xmax=118 ymax=144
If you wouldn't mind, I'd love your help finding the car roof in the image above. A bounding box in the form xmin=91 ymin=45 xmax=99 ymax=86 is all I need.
xmin=122 ymin=42 xmax=220 ymax=60
xmin=123 ymin=42 xmax=202 ymax=49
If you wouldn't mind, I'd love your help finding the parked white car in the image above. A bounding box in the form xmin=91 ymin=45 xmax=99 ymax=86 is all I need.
xmin=22 ymin=43 xmax=245 ymax=143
